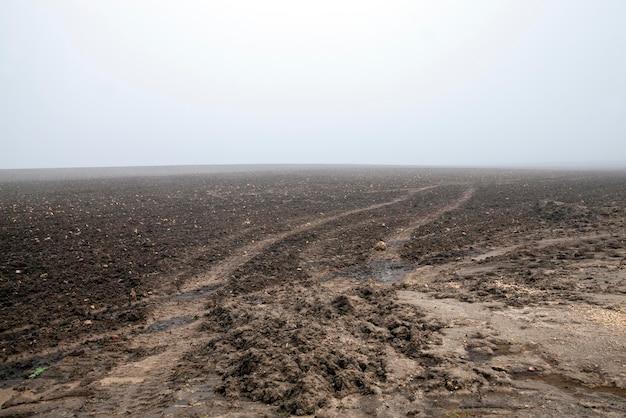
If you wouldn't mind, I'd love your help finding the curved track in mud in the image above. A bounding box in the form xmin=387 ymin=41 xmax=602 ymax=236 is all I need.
xmin=1 ymin=168 xmax=624 ymax=417
xmin=0 ymin=175 xmax=464 ymax=416
xmin=81 ymin=185 xmax=454 ymax=415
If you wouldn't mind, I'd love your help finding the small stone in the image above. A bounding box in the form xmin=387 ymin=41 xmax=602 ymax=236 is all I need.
xmin=84 ymin=320 xmax=92 ymax=325
xmin=528 ymin=366 xmax=536 ymax=372
xmin=374 ymin=241 xmax=387 ymax=251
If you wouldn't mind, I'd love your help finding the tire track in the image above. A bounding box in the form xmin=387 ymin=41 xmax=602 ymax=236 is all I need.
xmin=0 ymin=184 xmax=468 ymax=416
xmin=75 ymin=185 xmax=442 ymax=415
xmin=388 ymin=186 xmax=476 ymax=246
xmin=353 ymin=186 xmax=476 ymax=284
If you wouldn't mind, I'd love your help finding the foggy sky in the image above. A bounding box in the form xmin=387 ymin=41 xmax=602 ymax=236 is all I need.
xmin=1 ymin=0 xmax=625 ymax=169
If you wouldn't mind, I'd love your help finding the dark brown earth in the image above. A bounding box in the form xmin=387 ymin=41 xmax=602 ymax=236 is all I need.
xmin=0 ymin=166 xmax=624 ymax=417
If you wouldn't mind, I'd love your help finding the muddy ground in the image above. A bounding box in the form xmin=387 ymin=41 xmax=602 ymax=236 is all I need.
xmin=0 ymin=166 xmax=624 ymax=417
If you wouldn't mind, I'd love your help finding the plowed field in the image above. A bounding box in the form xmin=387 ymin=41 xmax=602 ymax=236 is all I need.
xmin=1 ymin=167 xmax=624 ymax=417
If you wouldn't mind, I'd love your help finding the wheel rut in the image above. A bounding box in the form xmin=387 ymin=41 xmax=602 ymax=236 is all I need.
xmin=2 ymin=172 xmax=624 ymax=417
xmin=73 ymin=185 xmax=447 ymax=415
xmin=364 ymin=186 xmax=476 ymax=283
xmin=0 ymin=184 xmax=489 ymax=416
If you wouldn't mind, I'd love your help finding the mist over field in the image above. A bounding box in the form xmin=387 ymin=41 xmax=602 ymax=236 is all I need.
xmin=2 ymin=4 xmax=626 ymax=414
xmin=2 ymin=1 xmax=626 ymax=169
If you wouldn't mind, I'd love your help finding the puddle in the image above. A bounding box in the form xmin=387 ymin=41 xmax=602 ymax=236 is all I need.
xmin=171 ymin=284 xmax=220 ymax=302
xmin=467 ymin=343 xmax=513 ymax=363
xmin=142 ymin=316 xmax=195 ymax=334
xmin=344 ymin=260 xmax=413 ymax=283
xmin=0 ymin=352 xmax=64 ymax=381
xmin=512 ymin=372 xmax=626 ymax=398
xmin=371 ymin=260 xmax=414 ymax=283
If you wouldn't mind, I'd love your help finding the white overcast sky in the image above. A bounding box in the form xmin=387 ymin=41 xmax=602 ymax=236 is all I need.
xmin=1 ymin=0 xmax=625 ymax=169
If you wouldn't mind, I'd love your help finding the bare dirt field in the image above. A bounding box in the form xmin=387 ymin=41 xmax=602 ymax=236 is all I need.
xmin=1 ymin=166 xmax=624 ymax=417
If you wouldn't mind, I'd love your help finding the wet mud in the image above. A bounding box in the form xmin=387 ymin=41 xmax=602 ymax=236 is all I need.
xmin=0 ymin=167 xmax=624 ymax=416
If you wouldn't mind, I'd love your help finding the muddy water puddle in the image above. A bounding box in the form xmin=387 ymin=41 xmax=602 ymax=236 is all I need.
xmin=513 ymin=371 xmax=626 ymax=398
xmin=371 ymin=260 xmax=414 ymax=283
xmin=466 ymin=343 xmax=513 ymax=363
xmin=171 ymin=283 xmax=221 ymax=302
xmin=343 ymin=259 xmax=414 ymax=283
